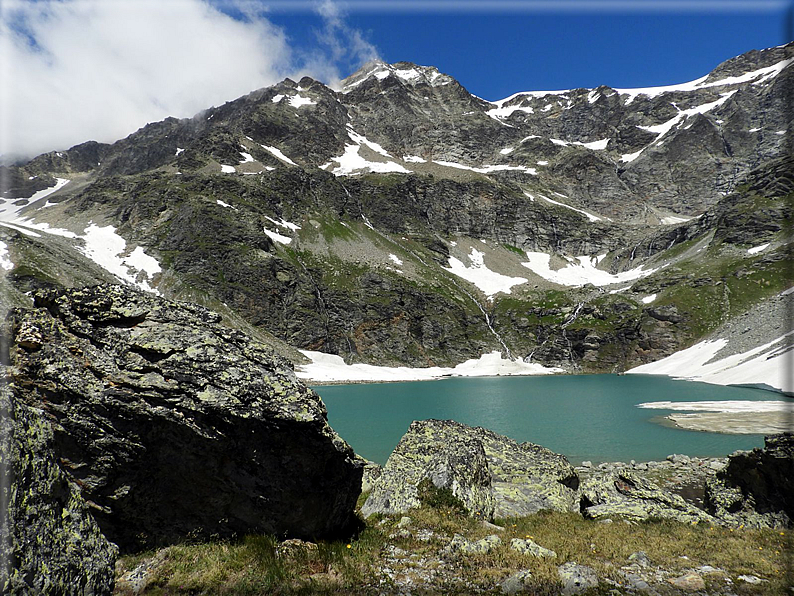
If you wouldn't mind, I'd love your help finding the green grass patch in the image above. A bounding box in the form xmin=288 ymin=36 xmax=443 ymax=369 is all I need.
xmin=502 ymin=243 xmax=525 ymax=256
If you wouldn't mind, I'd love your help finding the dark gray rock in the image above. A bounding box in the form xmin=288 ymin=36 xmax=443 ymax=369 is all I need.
xmin=8 ymin=284 xmax=362 ymax=551
xmin=362 ymin=419 xmax=579 ymax=519
xmin=1 ymin=385 xmax=117 ymax=595
xmin=705 ymin=433 xmax=794 ymax=528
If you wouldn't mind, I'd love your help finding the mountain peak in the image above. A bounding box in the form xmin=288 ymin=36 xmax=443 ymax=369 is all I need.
xmin=341 ymin=60 xmax=456 ymax=93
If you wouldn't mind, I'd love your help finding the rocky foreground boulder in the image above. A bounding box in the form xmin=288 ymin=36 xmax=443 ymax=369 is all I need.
xmin=1 ymin=384 xmax=117 ymax=595
xmin=362 ymin=419 xmax=580 ymax=519
xmin=706 ymin=432 xmax=794 ymax=528
xmin=579 ymin=470 xmax=714 ymax=524
xmin=7 ymin=284 xmax=363 ymax=552
xmin=363 ymin=420 xmax=794 ymax=528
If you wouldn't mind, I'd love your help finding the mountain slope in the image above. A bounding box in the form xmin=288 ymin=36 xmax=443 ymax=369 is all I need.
xmin=1 ymin=42 xmax=791 ymax=383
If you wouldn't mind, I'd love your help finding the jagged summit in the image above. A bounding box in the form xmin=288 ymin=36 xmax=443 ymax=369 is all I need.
xmin=341 ymin=59 xmax=457 ymax=92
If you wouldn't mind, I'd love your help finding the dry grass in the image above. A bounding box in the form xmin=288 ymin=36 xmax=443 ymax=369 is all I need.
xmin=116 ymin=506 xmax=793 ymax=595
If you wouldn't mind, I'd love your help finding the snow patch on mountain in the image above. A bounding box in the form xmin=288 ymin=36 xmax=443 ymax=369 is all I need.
xmin=748 ymin=243 xmax=770 ymax=255
xmin=550 ymin=138 xmax=610 ymax=150
xmin=638 ymin=91 xmax=737 ymax=142
xmin=528 ymin=192 xmax=601 ymax=222
xmin=660 ymin=215 xmax=693 ymax=225
xmin=443 ymin=247 xmax=527 ymax=298
xmin=264 ymin=228 xmax=292 ymax=245
xmin=0 ymin=177 xmax=70 ymax=206
xmin=621 ymin=150 xmax=644 ymax=163
xmin=0 ymin=241 xmax=13 ymax=271
xmin=288 ymin=94 xmax=316 ymax=108
xmin=322 ymin=127 xmax=410 ymax=176
xmin=265 ymin=216 xmax=301 ymax=231
xmin=347 ymin=128 xmax=392 ymax=157
xmin=486 ymin=103 xmax=534 ymax=119
xmin=434 ymin=160 xmax=537 ymax=175
xmin=262 ymin=145 xmax=297 ymax=166
xmin=617 ymin=57 xmax=792 ymax=104
xmin=522 ymin=251 xmax=656 ymax=287
xmin=325 ymin=146 xmax=410 ymax=176
xmin=0 ymin=179 xmax=165 ymax=293
xmin=0 ymin=178 xmax=75 ymax=237
xmin=79 ymin=224 xmax=161 ymax=294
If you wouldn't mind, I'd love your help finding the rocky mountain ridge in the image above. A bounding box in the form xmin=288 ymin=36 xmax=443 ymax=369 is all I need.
xmin=0 ymin=42 xmax=791 ymax=378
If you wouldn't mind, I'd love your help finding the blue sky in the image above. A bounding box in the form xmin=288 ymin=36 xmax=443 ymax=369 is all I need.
xmin=268 ymin=2 xmax=792 ymax=100
xmin=1 ymin=0 xmax=791 ymax=158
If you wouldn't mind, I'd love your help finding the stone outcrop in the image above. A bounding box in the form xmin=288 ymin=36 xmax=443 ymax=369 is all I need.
xmin=7 ymin=284 xmax=362 ymax=552
xmin=361 ymin=419 xmax=579 ymax=520
xmin=705 ymin=433 xmax=794 ymax=528
xmin=579 ymin=470 xmax=715 ymax=524
xmin=1 ymin=385 xmax=117 ymax=595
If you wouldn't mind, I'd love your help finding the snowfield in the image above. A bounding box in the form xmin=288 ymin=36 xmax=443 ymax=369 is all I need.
xmin=521 ymin=251 xmax=656 ymax=287
xmin=628 ymin=332 xmax=793 ymax=394
xmin=296 ymin=350 xmax=562 ymax=383
xmin=443 ymin=248 xmax=527 ymax=298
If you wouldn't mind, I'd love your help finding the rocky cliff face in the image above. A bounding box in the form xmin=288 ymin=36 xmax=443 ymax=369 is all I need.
xmin=0 ymin=42 xmax=790 ymax=374
xmin=7 ymin=284 xmax=362 ymax=552
xmin=1 ymin=385 xmax=117 ymax=595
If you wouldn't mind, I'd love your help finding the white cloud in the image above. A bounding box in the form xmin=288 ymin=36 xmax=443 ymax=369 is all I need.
xmin=0 ymin=0 xmax=378 ymax=160
xmin=293 ymin=0 xmax=380 ymax=89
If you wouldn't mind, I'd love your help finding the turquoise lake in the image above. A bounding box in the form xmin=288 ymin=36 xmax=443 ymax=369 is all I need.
xmin=314 ymin=375 xmax=786 ymax=466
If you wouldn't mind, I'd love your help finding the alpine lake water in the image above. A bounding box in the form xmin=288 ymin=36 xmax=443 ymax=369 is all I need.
xmin=313 ymin=374 xmax=788 ymax=466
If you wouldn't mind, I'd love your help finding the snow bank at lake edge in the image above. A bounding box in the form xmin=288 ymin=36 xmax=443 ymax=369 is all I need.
xmin=296 ymin=350 xmax=562 ymax=383
xmin=627 ymin=333 xmax=793 ymax=395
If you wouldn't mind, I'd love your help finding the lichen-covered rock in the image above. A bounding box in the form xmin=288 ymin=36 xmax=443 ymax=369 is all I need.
xmin=443 ymin=533 xmax=502 ymax=557
xmin=579 ymin=470 xmax=715 ymax=524
xmin=361 ymin=419 xmax=579 ymax=519
xmin=360 ymin=458 xmax=383 ymax=493
xmin=510 ymin=538 xmax=557 ymax=559
xmin=705 ymin=433 xmax=794 ymax=528
xmin=0 ymin=384 xmax=117 ymax=595
xmin=500 ymin=569 xmax=533 ymax=594
xmin=7 ymin=284 xmax=362 ymax=551
xmin=557 ymin=562 xmax=598 ymax=595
